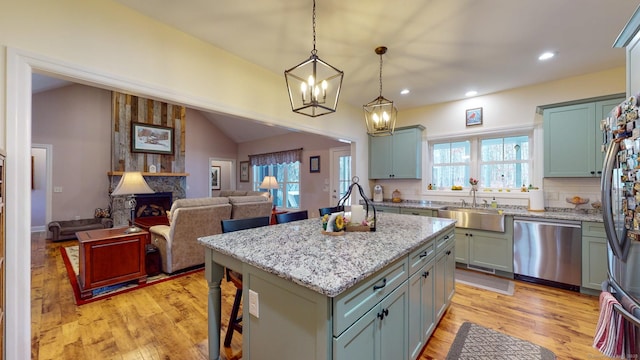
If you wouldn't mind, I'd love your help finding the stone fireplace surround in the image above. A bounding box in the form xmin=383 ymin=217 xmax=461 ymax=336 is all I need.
xmin=109 ymin=174 xmax=186 ymax=227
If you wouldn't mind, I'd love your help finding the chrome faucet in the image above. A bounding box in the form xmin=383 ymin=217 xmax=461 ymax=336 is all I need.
xmin=483 ymin=199 xmax=488 ymax=208
xmin=460 ymin=199 xmax=467 ymax=207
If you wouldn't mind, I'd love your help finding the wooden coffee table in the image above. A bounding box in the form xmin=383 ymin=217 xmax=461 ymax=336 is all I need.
xmin=76 ymin=227 xmax=148 ymax=299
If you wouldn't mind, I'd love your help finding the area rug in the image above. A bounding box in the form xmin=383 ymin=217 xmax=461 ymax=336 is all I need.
xmin=455 ymin=268 xmax=515 ymax=296
xmin=61 ymin=246 xmax=203 ymax=305
xmin=446 ymin=322 xmax=556 ymax=359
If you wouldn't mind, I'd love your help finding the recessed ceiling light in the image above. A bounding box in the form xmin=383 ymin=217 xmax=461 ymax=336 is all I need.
xmin=400 ymin=89 xmax=410 ymax=95
xmin=538 ymin=52 xmax=555 ymax=61
xmin=465 ymin=90 xmax=478 ymax=97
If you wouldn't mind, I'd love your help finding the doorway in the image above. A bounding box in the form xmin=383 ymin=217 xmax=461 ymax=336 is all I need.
xmin=329 ymin=146 xmax=351 ymax=206
xmin=30 ymin=144 xmax=52 ymax=234
xmin=209 ymin=158 xmax=236 ymax=196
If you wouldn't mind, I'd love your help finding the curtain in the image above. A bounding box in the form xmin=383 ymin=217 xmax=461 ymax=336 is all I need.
xmin=249 ymin=148 xmax=303 ymax=166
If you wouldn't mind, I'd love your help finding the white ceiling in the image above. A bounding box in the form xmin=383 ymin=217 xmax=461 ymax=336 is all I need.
xmin=34 ymin=0 xmax=640 ymax=142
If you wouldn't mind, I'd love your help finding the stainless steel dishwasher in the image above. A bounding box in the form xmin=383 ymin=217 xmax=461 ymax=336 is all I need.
xmin=513 ymin=217 xmax=582 ymax=291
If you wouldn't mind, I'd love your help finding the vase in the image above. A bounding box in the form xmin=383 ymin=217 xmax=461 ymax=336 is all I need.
xmin=471 ymin=184 xmax=478 ymax=191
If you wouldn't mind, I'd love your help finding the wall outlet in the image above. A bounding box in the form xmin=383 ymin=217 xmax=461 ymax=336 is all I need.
xmin=248 ymin=289 xmax=259 ymax=318
xmin=74 ymin=215 xmax=80 ymax=220
xmin=53 ymin=186 xmax=63 ymax=193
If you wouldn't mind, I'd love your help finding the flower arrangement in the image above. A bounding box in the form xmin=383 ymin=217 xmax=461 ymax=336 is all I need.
xmin=322 ymin=213 xmax=346 ymax=232
xmin=469 ymin=177 xmax=479 ymax=186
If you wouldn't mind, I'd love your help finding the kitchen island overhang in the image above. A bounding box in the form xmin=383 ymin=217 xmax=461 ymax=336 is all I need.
xmin=199 ymin=213 xmax=456 ymax=360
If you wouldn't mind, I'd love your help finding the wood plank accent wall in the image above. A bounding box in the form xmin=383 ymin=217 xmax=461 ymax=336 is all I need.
xmin=111 ymin=92 xmax=186 ymax=173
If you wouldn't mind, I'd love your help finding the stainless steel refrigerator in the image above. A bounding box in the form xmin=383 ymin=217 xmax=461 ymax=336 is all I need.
xmin=600 ymin=96 xmax=640 ymax=344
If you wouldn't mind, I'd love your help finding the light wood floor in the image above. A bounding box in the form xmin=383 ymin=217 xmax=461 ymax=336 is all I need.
xmin=31 ymin=232 xmax=607 ymax=359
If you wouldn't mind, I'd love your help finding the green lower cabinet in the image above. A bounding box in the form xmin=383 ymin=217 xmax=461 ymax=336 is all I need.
xmin=454 ymin=228 xmax=469 ymax=264
xmin=374 ymin=206 xmax=400 ymax=214
xmin=468 ymin=230 xmax=513 ymax=272
xmin=435 ymin=241 xmax=455 ymax=320
xmin=333 ymin=282 xmax=409 ymax=360
xmin=582 ymin=222 xmax=608 ymax=290
xmin=408 ymin=259 xmax=435 ymax=360
xmin=400 ymin=208 xmax=434 ymax=217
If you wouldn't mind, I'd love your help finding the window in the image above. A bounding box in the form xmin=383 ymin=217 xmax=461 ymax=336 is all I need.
xmin=480 ymin=136 xmax=529 ymax=189
xmin=431 ymin=134 xmax=530 ymax=189
xmin=432 ymin=141 xmax=470 ymax=188
xmin=253 ymin=162 xmax=300 ymax=210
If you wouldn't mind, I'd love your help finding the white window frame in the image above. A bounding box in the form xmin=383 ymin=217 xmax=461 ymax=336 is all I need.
xmin=428 ymin=129 xmax=534 ymax=194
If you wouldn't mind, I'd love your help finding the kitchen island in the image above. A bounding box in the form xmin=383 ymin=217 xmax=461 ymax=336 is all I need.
xmin=198 ymin=212 xmax=456 ymax=360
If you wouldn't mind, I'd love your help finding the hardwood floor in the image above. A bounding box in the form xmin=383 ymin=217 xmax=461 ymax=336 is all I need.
xmin=31 ymin=231 xmax=606 ymax=359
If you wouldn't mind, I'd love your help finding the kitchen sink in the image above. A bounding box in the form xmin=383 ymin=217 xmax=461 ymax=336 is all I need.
xmin=436 ymin=206 xmax=505 ymax=232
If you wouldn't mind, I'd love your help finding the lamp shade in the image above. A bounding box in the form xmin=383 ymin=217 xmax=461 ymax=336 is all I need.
xmin=111 ymin=172 xmax=155 ymax=196
xmin=259 ymin=176 xmax=279 ymax=190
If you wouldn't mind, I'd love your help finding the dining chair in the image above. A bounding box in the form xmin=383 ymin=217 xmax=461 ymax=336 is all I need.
xmin=220 ymin=216 xmax=270 ymax=347
xmin=318 ymin=205 xmax=344 ymax=217
xmin=275 ymin=210 xmax=309 ymax=224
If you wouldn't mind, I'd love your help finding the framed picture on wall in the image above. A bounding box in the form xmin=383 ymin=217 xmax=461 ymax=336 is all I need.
xmin=465 ymin=108 xmax=483 ymax=126
xmin=240 ymin=161 xmax=250 ymax=182
xmin=211 ymin=166 xmax=221 ymax=190
xmin=310 ymin=156 xmax=320 ymax=173
xmin=131 ymin=122 xmax=174 ymax=155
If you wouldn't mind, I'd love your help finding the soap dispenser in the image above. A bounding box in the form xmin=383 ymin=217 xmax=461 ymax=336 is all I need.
xmin=491 ymin=197 xmax=498 ymax=208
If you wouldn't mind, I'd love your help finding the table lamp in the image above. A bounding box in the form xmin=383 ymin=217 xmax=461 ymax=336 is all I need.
xmin=111 ymin=171 xmax=155 ymax=233
xmin=259 ymin=175 xmax=279 ymax=211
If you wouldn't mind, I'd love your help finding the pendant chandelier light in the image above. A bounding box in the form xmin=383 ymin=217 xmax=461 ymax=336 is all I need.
xmin=284 ymin=0 xmax=344 ymax=117
xmin=364 ymin=46 xmax=397 ymax=136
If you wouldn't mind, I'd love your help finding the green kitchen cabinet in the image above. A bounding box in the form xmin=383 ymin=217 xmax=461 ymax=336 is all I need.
xmin=458 ymin=216 xmax=513 ymax=272
xmin=408 ymin=259 xmax=435 ymax=360
xmin=334 ymin=282 xmax=409 ymax=360
xmin=434 ymin=239 xmax=455 ymax=320
xmin=374 ymin=206 xmax=400 ymax=214
xmin=582 ymin=222 xmax=608 ymax=290
xmin=400 ymin=208 xmax=434 ymax=217
xmin=543 ymin=97 xmax=624 ymax=177
xmin=369 ymin=125 xmax=424 ymax=179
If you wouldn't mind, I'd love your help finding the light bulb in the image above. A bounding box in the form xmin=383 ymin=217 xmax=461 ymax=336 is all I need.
xmin=301 ymin=82 xmax=307 ymax=101
xmin=372 ymin=113 xmax=379 ymax=124
xmin=308 ymin=75 xmax=315 ymax=86
xmin=383 ymin=111 xmax=390 ymax=121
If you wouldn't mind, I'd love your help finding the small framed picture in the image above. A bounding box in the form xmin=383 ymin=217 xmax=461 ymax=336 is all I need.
xmin=131 ymin=122 xmax=174 ymax=155
xmin=211 ymin=166 xmax=221 ymax=190
xmin=310 ymin=156 xmax=320 ymax=173
xmin=239 ymin=161 xmax=250 ymax=182
xmin=465 ymin=108 xmax=483 ymax=126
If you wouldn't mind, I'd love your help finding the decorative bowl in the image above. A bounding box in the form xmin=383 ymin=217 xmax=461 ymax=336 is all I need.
xmin=566 ymin=196 xmax=589 ymax=205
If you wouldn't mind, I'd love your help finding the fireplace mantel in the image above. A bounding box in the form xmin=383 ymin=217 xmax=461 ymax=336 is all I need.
xmin=108 ymin=171 xmax=189 ymax=177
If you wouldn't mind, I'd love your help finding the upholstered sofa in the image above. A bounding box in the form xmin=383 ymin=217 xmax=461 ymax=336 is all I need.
xmin=219 ymin=190 xmax=269 ymax=197
xmin=48 ymin=218 xmax=114 ymax=242
xmin=149 ymin=195 xmax=272 ymax=274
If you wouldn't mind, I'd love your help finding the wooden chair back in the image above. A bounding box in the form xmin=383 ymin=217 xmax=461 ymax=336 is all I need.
xmin=275 ymin=210 xmax=309 ymax=224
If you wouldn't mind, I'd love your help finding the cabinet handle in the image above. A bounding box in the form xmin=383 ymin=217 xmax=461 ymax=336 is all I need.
xmin=469 ymin=233 xmax=473 ymax=237
xmin=377 ymin=308 xmax=389 ymax=320
xmin=422 ymin=271 xmax=430 ymax=278
xmin=373 ymin=278 xmax=387 ymax=291
xmin=444 ymin=235 xmax=450 ymax=240
xmin=446 ymin=250 xmax=452 ymax=256
xmin=597 ymin=171 xmax=602 ymax=175
xmin=590 ymin=171 xmax=596 ymax=175
xmin=412 ymin=212 xmax=419 ymax=215
xmin=419 ymin=251 xmax=429 ymax=258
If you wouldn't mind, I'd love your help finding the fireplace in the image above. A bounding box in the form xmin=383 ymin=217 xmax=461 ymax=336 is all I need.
xmin=134 ymin=192 xmax=173 ymax=218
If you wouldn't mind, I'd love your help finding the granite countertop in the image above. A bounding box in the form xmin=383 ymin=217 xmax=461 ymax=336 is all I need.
xmin=370 ymin=200 xmax=604 ymax=223
xmin=198 ymin=213 xmax=456 ymax=297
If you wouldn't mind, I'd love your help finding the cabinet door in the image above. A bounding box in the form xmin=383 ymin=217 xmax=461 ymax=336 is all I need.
xmin=444 ymin=243 xmax=456 ymax=304
xmin=369 ymin=135 xmax=393 ymax=179
xmin=400 ymin=208 xmax=433 ymax=217
xmin=454 ymin=229 xmax=468 ymax=264
xmin=582 ymin=235 xmax=608 ymax=290
xmin=434 ymin=250 xmax=446 ymax=319
xmin=379 ymin=282 xmax=409 ymax=360
xmin=333 ymin=305 xmax=377 ymax=359
xmin=468 ymin=230 xmax=513 ymax=272
xmin=594 ymin=98 xmax=625 ymax=175
xmin=374 ymin=206 xmax=400 ymax=214
xmin=391 ymin=128 xmax=422 ymax=179
xmin=408 ymin=261 xmax=434 ymax=360
xmin=544 ymin=102 xmax=596 ymax=177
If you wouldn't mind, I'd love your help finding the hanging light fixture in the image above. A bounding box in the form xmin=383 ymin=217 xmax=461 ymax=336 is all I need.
xmin=364 ymin=46 xmax=397 ymax=136
xmin=284 ymin=0 xmax=344 ymax=117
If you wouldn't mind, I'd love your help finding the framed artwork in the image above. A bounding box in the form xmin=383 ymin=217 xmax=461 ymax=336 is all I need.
xmin=310 ymin=156 xmax=320 ymax=173
xmin=240 ymin=161 xmax=250 ymax=182
xmin=131 ymin=122 xmax=174 ymax=155
xmin=211 ymin=166 xmax=221 ymax=190
xmin=466 ymin=108 xmax=483 ymax=126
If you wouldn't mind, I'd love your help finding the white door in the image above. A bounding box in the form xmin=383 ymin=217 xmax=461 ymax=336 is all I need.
xmin=330 ymin=147 xmax=351 ymax=206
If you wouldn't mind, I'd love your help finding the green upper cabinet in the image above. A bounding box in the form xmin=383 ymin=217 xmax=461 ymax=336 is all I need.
xmin=369 ymin=126 xmax=424 ymax=179
xmin=543 ymin=97 xmax=624 ymax=177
